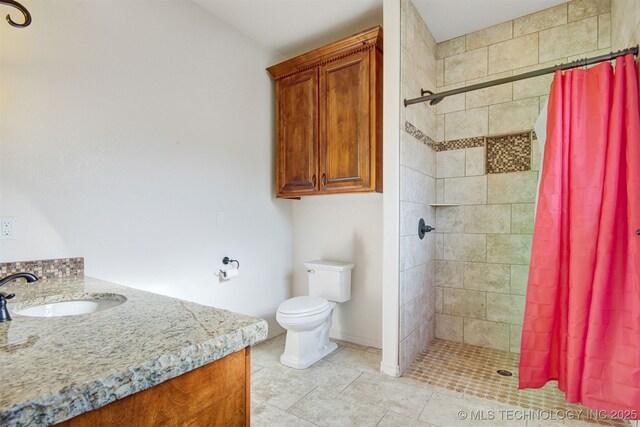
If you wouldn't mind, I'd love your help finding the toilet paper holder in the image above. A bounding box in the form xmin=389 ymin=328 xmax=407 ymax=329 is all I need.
xmin=218 ymin=257 xmax=240 ymax=280
xmin=222 ymin=257 xmax=240 ymax=269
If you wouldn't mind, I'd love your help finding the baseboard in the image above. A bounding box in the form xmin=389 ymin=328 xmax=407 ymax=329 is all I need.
xmin=330 ymin=330 xmax=381 ymax=349
xmin=266 ymin=324 xmax=286 ymax=340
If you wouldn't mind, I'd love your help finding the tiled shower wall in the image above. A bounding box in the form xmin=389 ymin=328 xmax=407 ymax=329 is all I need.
xmin=398 ymin=0 xmax=437 ymax=374
xmin=428 ymin=0 xmax=613 ymax=353
xmin=611 ymin=0 xmax=640 ymax=50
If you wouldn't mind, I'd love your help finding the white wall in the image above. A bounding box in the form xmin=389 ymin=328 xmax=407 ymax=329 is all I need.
xmin=291 ymin=194 xmax=382 ymax=348
xmin=0 ymin=0 xmax=293 ymax=337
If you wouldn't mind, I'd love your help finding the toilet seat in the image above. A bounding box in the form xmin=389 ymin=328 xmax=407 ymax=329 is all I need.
xmin=277 ymin=296 xmax=329 ymax=317
xmin=276 ymin=296 xmax=334 ymax=330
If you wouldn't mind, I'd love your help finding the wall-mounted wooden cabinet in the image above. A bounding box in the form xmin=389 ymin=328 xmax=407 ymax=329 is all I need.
xmin=267 ymin=26 xmax=383 ymax=198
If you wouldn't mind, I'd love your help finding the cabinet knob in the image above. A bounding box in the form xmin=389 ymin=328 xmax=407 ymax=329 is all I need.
xmin=321 ymin=173 xmax=326 ymax=187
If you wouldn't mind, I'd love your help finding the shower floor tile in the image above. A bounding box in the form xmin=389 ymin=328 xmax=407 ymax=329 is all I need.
xmin=403 ymin=339 xmax=632 ymax=427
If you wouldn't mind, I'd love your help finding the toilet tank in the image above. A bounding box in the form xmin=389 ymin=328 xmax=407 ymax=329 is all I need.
xmin=304 ymin=260 xmax=355 ymax=302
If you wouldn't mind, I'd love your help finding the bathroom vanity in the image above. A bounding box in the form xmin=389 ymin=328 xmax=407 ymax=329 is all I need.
xmin=0 ymin=276 xmax=267 ymax=426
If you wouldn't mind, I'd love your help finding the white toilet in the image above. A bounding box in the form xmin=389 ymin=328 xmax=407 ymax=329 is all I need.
xmin=276 ymin=260 xmax=354 ymax=369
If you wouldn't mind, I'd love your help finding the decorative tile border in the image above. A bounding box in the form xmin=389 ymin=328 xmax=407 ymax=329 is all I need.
xmin=404 ymin=121 xmax=437 ymax=150
xmin=486 ymin=132 xmax=532 ymax=174
xmin=404 ymin=122 xmax=534 ymax=174
xmin=435 ymin=136 xmax=486 ymax=152
xmin=0 ymin=257 xmax=84 ymax=280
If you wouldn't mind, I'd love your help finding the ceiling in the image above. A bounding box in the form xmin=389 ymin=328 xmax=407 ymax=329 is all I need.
xmin=194 ymin=0 xmax=568 ymax=59
xmin=193 ymin=0 xmax=383 ymax=58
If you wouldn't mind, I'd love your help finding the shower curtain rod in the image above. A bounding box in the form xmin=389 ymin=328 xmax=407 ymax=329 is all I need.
xmin=404 ymin=45 xmax=639 ymax=107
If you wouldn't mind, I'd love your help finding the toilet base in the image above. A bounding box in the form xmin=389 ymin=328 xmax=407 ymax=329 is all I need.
xmin=280 ymin=340 xmax=338 ymax=369
xmin=279 ymin=307 xmax=338 ymax=370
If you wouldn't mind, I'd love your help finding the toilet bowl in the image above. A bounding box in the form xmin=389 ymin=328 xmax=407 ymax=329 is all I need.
xmin=276 ymin=260 xmax=354 ymax=369
xmin=276 ymin=296 xmax=337 ymax=369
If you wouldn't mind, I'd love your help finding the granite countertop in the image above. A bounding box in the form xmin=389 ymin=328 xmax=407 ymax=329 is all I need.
xmin=0 ymin=276 xmax=268 ymax=426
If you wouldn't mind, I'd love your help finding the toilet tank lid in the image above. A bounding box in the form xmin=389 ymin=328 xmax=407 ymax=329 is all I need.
xmin=304 ymin=260 xmax=355 ymax=271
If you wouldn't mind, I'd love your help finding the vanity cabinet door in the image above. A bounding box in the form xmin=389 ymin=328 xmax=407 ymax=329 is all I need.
xmin=275 ymin=69 xmax=319 ymax=197
xmin=56 ymin=348 xmax=251 ymax=426
xmin=319 ymin=50 xmax=372 ymax=193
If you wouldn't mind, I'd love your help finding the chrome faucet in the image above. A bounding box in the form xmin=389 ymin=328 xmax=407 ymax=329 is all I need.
xmin=0 ymin=273 xmax=38 ymax=322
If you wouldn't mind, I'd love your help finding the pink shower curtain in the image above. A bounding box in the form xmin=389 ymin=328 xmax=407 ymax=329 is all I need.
xmin=519 ymin=54 xmax=640 ymax=416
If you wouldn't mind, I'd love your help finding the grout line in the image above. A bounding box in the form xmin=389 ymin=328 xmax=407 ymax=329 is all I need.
xmin=374 ymin=410 xmax=390 ymax=426
xmin=436 ymin=8 xmax=606 ymax=63
xmin=281 ymin=383 xmax=318 ymax=412
xmin=338 ymin=371 xmax=363 ymax=394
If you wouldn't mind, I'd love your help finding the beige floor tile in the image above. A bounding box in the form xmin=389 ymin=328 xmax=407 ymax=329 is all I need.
xmin=271 ymin=359 xmax=363 ymax=391
xmin=252 ymin=336 xmax=632 ymax=427
xmin=325 ymin=346 xmax=382 ymax=374
xmin=527 ymin=419 xmax=565 ymax=427
xmin=251 ymin=334 xmax=286 ymax=367
xmin=378 ymin=410 xmax=435 ymax=426
xmin=252 ymin=336 xmax=633 ymax=427
xmin=250 ymin=396 xmax=263 ymax=411
xmin=392 ymin=375 xmax=465 ymax=399
xmin=366 ymin=346 xmax=382 ymax=355
xmin=256 ymin=332 xmax=287 ymax=348
xmin=251 ymin=367 xmax=317 ymax=410
xmin=288 ymin=387 xmax=387 ymax=426
xmin=252 ymin=403 xmax=316 ymax=427
xmin=342 ymin=372 xmax=433 ymax=418
xmin=419 ymin=392 xmax=527 ymax=427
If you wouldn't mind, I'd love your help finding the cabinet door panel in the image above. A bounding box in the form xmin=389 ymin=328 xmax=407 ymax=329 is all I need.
xmin=276 ymin=70 xmax=319 ymax=196
xmin=319 ymin=50 xmax=371 ymax=192
xmin=57 ymin=348 xmax=249 ymax=427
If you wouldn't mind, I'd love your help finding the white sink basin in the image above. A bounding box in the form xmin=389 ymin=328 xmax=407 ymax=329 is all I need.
xmin=14 ymin=294 xmax=126 ymax=317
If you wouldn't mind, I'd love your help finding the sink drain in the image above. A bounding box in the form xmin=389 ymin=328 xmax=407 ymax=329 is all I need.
xmin=497 ymin=369 xmax=513 ymax=377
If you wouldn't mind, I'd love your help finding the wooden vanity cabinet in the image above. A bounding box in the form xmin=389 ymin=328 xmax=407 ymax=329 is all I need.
xmin=56 ymin=347 xmax=251 ymax=427
xmin=267 ymin=26 xmax=383 ymax=198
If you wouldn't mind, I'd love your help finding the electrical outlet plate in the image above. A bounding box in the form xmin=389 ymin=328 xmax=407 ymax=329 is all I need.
xmin=1 ymin=217 xmax=15 ymax=240
xmin=216 ymin=211 xmax=225 ymax=226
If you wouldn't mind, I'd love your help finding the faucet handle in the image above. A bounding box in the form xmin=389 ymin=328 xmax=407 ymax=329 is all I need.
xmin=0 ymin=293 xmax=12 ymax=322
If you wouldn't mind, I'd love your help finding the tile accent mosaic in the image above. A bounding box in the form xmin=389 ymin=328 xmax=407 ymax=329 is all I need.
xmin=435 ymin=136 xmax=485 ymax=152
xmin=0 ymin=258 xmax=84 ymax=280
xmin=404 ymin=121 xmax=437 ymax=150
xmin=433 ymin=130 xmax=534 ymax=174
xmin=486 ymin=132 xmax=532 ymax=174
xmin=404 ymin=339 xmax=631 ymax=427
